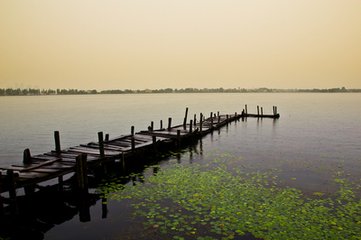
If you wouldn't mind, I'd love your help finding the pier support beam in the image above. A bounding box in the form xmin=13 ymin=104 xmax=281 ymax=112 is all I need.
xmin=76 ymin=154 xmax=88 ymax=193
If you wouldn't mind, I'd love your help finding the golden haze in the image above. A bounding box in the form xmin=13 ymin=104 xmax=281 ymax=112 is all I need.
xmin=0 ymin=0 xmax=360 ymax=90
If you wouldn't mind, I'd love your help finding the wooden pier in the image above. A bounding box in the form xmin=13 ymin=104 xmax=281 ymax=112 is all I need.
xmin=0 ymin=106 xmax=279 ymax=211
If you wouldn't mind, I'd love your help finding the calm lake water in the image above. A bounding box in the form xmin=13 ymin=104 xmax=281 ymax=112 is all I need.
xmin=0 ymin=93 xmax=361 ymax=239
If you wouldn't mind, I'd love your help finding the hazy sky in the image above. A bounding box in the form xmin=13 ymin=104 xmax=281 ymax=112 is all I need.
xmin=1 ymin=0 xmax=360 ymax=90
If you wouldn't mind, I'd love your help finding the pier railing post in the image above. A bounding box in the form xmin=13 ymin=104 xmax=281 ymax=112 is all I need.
xmin=183 ymin=107 xmax=188 ymax=130
xmin=168 ymin=117 xmax=172 ymax=130
xmin=23 ymin=148 xmax=31 ymax=164
xmin=54 ymin=131 xmax=61 ymax=154
xmin=130 ymin=126 xmax=135 ymax=152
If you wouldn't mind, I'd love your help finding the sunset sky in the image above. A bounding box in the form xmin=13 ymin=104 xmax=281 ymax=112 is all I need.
xmin=1 ymin=0 xmax=360 ymax=90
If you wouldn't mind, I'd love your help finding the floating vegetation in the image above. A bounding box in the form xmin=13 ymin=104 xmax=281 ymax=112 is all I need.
xmin=98 ymin=164 xmax=361 ymax=240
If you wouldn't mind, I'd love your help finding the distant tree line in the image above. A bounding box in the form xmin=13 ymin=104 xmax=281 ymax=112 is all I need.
xmin=0 ymin=87 xmax=360 ymax=96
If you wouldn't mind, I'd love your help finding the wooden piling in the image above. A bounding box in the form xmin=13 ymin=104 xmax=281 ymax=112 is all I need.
xmin=105 ymin=134 xmax=109 ymax=142
xmin=218 ymin=114 xmax=221 ymax=124
xmin=98 ymin=132 xmax=105 ymax=159
xmin=199 ymin=113 xmax=203 ymax=133
xmin=275 ymin=106 xmax=278 ymax=115
xmin=131 ymin=126 xmax=135 ymax=152
xmin=76 ymin=154 xmax=88 ymax=192
xmin=177 ymin=130 xmax=181 ymax=146
xmin=150 ymin=121 xmax=154 ymax=131
xmin=245 ymin=104 xmax=248 ymax=114
xmin=210 ymin=114 xmax=214 ymax=129
xmin=160 ymin=120 xmax=163 ymax=129
xmin=168 ymin=117 xmax=172 ymax=130
xmin=0 ymin=172 xmax=3 ymax=215
xmin=7 ymin=170 xmax=17 ymax=201
xmin=194 ymin=114 xmax=197 ymax=126
xmin=189 ymin=120 xmax=193 ymax=133
xmin=261 ymin=107 xmax=263 ymax=116
xmin=257 ymin=106 xmax=260 ymax=115
xmin=54 ymin=131 xmax=61 ymax=153
xmin=183 ymin=107 xmax=188 ymax=129
xmin=23 ymin=148 xmax=31 ymax=164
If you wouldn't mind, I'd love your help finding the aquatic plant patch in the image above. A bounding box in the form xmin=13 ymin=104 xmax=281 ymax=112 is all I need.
xmin=98 ymin=164 xmax=361 ymax=240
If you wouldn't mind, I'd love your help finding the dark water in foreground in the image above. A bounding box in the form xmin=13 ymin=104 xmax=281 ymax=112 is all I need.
xmin=0 ymin=93 xmax=360 ymax=239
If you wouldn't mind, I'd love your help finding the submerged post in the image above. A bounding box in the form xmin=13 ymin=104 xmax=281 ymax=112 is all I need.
xmin=98 ymin=132 xmax=105 ymax=159
xmin=23 ymin=148 xmax=31 ymax=164
xmin=168 ymin=117 xmax=172 ymax=130
xmin=54 ymin=131 xmax=61 ymax=154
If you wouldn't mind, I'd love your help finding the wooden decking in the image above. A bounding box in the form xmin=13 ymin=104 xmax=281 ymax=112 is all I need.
xmin=0 ymin=106 xmax=279 ymax=203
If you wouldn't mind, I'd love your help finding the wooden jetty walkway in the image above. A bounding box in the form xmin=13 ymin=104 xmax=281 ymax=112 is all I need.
xmin=0 ymin=105 xmax=279 ymax=211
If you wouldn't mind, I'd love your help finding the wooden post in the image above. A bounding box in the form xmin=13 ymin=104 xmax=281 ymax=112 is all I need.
xmin=210 ymin=112 xmax=213 ymax=119
xmin=261 ymin=107 xmax=263 ymax=116
xmin=152 ymin=136 xmax=156 ymax=145
xmin=98 ymin=132 xmax=105 ymax=159
xmin=102 ymin=198 xmax=108 ymax=219
xmin=58 ymin=175 xmax=64 ymax=191
xmin=0 ymin=172 xmax=3 ymax=215
xmin=257 ymin=106 xmax=260 ymax=115
xmin=54 ymin=131 xmax=61 ymax=153
xmin=210 ymin=114 xmax=214 ymax=129
xmin=23 ymin=148 xmax=31 ymax=164
xmin=194 ymin=114 xmax=197 ymax=127
xmin=183 ymin=107 xmax=188 ymax=129
xmin=168 ymin=117 xmax=172 ymax=130
xmin=189 ymin=120 xmax=193 ymax=133
xmin=218 ymin=114 xmax=220 ymax=124
xmin=235 ymin=112 xmax=237 ymax=117
xmin=7 ymin=170 xmax=17 ymax=202
xmin=226 ymin=114 xmax=229 ymax=121
xmin=245 ymin=104 xmax=248 ymax=114
xmin=105 ymin=134 xmax=109 ymax=142
xmin=160 ymin=120 xmax=163 ymax=129
xmin=150 ymin=121 xmax=154 ymax=131
xmin=76 ymin=154 xmax=88 ymax=192
xmin=131 ymin=126 xmax=135 ymax=136
xmin=177 ymin=130 xmax=181 ymax=146
xmin=275 ymin=106 xmax=278 ymax=115
xmin=131 ymin=126 xmax=135 ymax=152
xmin=199 ymin=113 xmax=203 ymax=134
